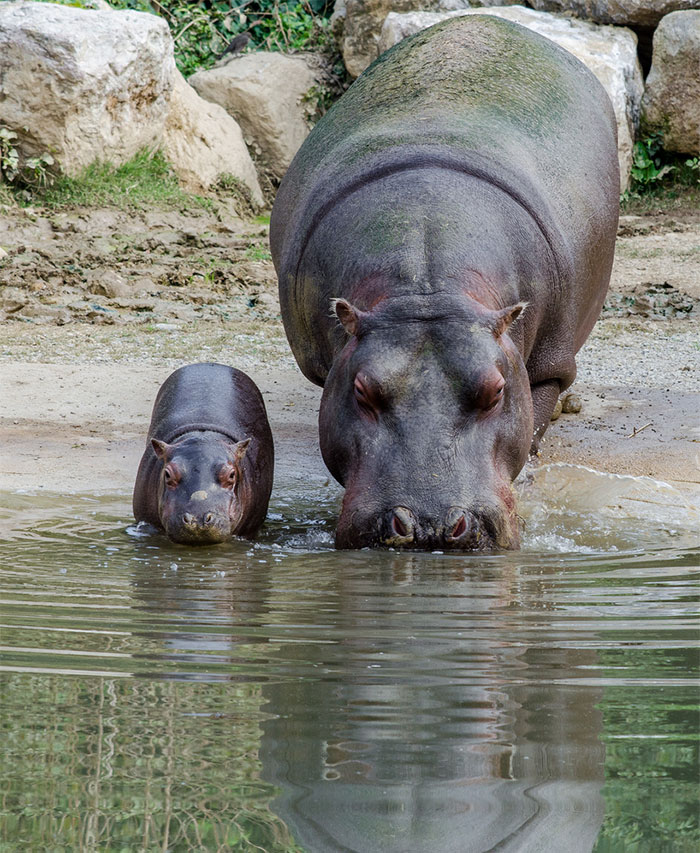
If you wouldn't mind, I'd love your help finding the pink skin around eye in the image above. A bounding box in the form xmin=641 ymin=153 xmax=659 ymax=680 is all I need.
xmin=164 ymin=464 xmax=181 ymax=488
xmin=479 ymin=374 xmax=505 ymax=412
xmin=354 ymin=374 xmax=380 ymax=420
xmin=219 ymin=465 xmax=237 ymax=489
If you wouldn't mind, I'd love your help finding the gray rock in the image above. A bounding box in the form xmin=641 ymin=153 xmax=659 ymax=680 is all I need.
xmin=0 ymin=1 xmax=175 ymax=176
xmin=162 ymin=70 xmax=263 ymax=204
xmin=379 ymin=6 xmax=643 ymax=190
xmin=525 ymin=0 xmax=697 ymax=29
xmin=86 ymin=269 xmax=132 ymax=299
xmin=337 ymin=0 xmax=474 ymax=78
xmin=642 ymin=10 xmax=700 ymax=156
xmin=190 ymin=52 xmax=322 ymax=181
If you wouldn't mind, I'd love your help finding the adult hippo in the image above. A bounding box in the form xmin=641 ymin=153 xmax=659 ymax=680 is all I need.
xmin=133 ymin=363 xmax=274 ymax=544
xmin=270 ymin=15 xmax=619 ymax=550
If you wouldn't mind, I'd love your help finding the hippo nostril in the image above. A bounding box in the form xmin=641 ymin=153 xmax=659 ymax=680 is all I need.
xmin=451 ymin=514 xmax=467 ymax=539
xmin=183 ymin=513 xmax=195 ymax=526
xmin=445 ymin=508 xmax=471 ymax=544
xmin=204 ymin=512 xmax=214 ymax=526
xmin=386 ymin=506 xmax=415 ymax=545
xmin=392 ymin=514 xmax=408 ymax=538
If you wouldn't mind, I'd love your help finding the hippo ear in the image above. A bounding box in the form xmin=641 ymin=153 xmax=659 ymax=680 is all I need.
xmin=230 ymin=437 xmax=251 ymax=464
xmin=151 ymin=438 xmax=172 ymax=460
xmin=332 ymin=298 xmax=365 ymax=337
xmin=492 ymin=301 xmax=528 ymax=338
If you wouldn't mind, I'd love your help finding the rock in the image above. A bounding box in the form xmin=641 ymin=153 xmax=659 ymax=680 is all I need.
xmin=0 ymin=290 xmax=28 ymax=313
xmin=642 ymin=10 xmax=700 ymax=156
xmin=561 ymin=392 xmax=583 ymax=413
xmin=86 ymin=269 xmax=132 ymax=299
xmin=379 ymin=6 xmax=643 ymax=190
xmin=0 ymin=2 xmax=175 ymax=176
xmin=525 ymin=0 xmax=697 ymax=29
xmin=0 ymin=247 xmax=8 ymax=260
xmin=190 ymin=53 xmax=322 ymax=181
xmin=337 ymin=0 xmax=474 ymax=78
xmin=16 ymin=302 xmax=71 ymax=324
xmin=550 ymin=398 xmax=563 ymax=421
xmin=162 ymin=70 xmax=263 ymax=205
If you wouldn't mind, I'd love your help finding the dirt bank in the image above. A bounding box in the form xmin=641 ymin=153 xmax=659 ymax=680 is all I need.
xmin=0 ymin=199 xmax=698 ymax=503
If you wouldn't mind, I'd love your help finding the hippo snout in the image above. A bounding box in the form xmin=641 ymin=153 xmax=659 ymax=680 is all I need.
xmin=375 ymin=505 xmax=509 ymax=551
xmin=169 ymin=509 xmax=231 ymax=545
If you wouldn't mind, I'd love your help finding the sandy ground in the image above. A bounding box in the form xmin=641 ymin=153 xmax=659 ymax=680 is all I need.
xmin=0 ymin=200 xmax=699 ymax=505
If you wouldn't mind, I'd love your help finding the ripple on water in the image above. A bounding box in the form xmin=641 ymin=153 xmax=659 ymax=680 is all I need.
xmin=1 ymin=468 xmax=698 ymax=852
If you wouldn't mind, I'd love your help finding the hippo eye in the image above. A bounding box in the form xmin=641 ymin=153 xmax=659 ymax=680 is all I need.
xmin=220 ymin=466 xmax=237 ymax=489
xmin=483 ymin=380 xmax=505 ymax=411
xmin=353 ymin=375 xmax=379 ymax=419
xmin=163 ymin=465 xmax=179 ymax=487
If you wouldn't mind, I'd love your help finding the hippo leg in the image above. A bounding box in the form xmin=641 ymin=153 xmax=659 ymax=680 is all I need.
xmin=530 ymin=379 xmax=562 ymax=455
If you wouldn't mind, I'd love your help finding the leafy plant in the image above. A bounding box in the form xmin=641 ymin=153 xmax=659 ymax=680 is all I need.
xmin=623 ymin=131 xmax=700 ymax=209
xmin=0 ymin=127 xmax=21 ymax=183
xmin=22 ymin=152 xmax=56 ymax=188
xmin=104 ymin=0 xmax=336 ymax=76
xmin=0 ymin=126 xmax=55 ymax=194
xmin=629 ymin=132 xmax=674 ymax=188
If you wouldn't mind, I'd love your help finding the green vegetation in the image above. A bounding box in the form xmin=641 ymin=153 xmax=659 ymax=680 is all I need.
xmin=102 ymin=0 xmax=336 ymax=77
xmin=1 ymin=147 xmax=213 ymax=211
xmin=622 ymin=132 xmax=700 ymax=212
xmin=244 ymin=242 xmax=273 ymax=261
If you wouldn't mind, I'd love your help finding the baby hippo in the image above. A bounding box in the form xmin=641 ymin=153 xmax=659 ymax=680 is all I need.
xmin=133 ymin=363 xmax=274 ymax=544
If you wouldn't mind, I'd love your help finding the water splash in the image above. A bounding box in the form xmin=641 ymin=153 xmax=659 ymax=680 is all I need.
xmin=518 ymin=463 xmax=699 ymax=554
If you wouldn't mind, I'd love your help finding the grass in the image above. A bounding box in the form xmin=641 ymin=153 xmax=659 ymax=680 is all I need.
xmin=244 ymin=243 xmax=273 ymax=261
xmin=16 ymin=150 xmax=214 ymax=212
xmin=621 ymin=182 xmax=700 ymax=216
xmin=0 ymin=181 xmax=13 ymax=208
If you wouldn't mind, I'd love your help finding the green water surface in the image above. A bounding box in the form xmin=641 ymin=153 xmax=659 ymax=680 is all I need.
xmin=0 ymin=487 xmax=698 ymax=852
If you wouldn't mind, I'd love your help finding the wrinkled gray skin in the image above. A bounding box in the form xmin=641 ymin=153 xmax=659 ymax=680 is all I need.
xmin=270 ymin=16 xmax=619 ymax=551
xmin=133 ymin=363 xmax=274 ymax=544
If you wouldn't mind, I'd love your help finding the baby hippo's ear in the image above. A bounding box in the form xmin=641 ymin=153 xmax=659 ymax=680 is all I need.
xmin=151 ymin=438 xmax=173 ymax=460
xmin=331 ymin=298 xmax=367 ymax=337
xmin=492 ymin=301 xmax=528 ymax=338
xmin=229 ymin=437 xmax=251 ymax=464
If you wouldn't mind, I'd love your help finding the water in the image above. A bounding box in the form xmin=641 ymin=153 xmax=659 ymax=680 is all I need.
xmin=1 ymin=466 xmax=698 ymax=852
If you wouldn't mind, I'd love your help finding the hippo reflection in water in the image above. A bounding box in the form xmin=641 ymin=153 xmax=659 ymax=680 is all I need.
xmin=270 ymin=15 xmax=619 ymax=550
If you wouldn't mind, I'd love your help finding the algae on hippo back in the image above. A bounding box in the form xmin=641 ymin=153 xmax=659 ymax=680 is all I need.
xmin=271 ymin=14 xmax=619 ymax=551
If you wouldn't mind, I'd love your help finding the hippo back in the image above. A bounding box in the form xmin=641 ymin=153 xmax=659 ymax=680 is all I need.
xmin=270 ymin=14 xmax=619 ymax=385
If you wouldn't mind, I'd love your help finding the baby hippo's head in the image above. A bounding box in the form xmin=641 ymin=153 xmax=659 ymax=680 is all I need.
xmin=152 ymin=432 xmax=263 ymax=544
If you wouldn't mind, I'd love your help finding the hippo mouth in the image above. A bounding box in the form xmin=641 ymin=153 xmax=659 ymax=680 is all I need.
xmin=165 ymin=511 xmax=233 ymax=546
xmin=335 ymin=503 xmax=520 ymax=552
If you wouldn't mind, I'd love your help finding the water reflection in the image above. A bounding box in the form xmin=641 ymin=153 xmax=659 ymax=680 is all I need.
xmin=0 ymin=469 xmax=698 ymax=852
xmin=258 ymin=558 xmax=607 ymax=853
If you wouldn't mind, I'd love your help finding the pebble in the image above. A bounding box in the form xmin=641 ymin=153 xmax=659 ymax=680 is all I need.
xmin=561 ymin=393 xmax=582 ymax=414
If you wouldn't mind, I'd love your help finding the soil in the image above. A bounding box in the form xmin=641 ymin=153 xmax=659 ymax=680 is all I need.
xmin=0 ymin=197 xmax=698 ymax=506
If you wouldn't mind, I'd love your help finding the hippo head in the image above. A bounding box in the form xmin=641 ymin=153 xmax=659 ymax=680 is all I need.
xmin=319 ymin=293 xmax=534 ymax=550
xmin=151 ymin=433 xmax=253 ymax=545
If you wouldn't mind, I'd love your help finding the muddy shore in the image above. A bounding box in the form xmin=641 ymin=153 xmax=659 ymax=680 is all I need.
xmin=1 ymin=199 xmax=698 ymax=507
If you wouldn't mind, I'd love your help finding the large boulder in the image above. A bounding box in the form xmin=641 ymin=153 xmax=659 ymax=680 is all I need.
xmin=642 ymin=10 xmax=700 ymax=155
xmin=190 ymin=53 xmax=322 ymax=181
xmin=525 ymin=0 xmax=697 ymax=29
xmin=335 ymin=0 xmax=475 ymax=78
xmin=0 ymin=1 xmax=175 ymax=175
xmin=162 ymin=71 xmax=263 ymax=205
xmin=380 ymin=6 xmax=644 ymax=190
